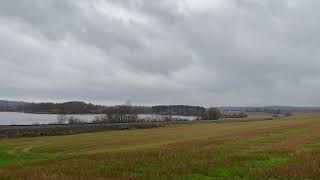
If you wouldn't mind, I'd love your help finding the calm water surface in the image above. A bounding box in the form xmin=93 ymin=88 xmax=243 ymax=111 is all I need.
xmin=0 ymin=112 xmax=98 ymax=125
xmin=0 ymin=112 xmax=196 ymax=125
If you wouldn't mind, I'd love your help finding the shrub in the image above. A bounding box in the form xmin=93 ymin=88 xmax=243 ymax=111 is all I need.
xmin=68 ymin=116 xmax=85 ymax=124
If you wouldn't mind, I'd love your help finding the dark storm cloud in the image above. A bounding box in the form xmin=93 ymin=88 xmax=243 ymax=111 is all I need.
xmin=1 ymin=0 xmax=320 ymax=106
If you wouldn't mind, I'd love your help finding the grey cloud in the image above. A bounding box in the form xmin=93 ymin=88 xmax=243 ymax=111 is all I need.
xmin=1 ymin=0 xmax=320 ymax=106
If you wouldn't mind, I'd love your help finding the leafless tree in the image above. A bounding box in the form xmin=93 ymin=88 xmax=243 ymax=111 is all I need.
xmin=93 ymin=100 xmax=139 ymax=123
xmin=57 ymin=114 xmax=67 ymax=124
xmin=203 ymin=107 xmax=221 ymax=120
xmin=67 ymin=116 xmax=85 ymax=124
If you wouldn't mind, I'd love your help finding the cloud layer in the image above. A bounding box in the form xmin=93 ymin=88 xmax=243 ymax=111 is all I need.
xmin=1 ymin=0 xmax=320 ymax=106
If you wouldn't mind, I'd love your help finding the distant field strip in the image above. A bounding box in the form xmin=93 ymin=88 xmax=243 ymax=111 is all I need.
xmin=1 ymin=113 xmax=320 ymax=179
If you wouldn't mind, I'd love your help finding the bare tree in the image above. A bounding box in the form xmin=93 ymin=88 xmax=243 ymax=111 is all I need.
xmin=68 ymin=116 xmax=85 ymax=124
xmin=92 ymin=114 xmax=109 ymax=123
xmin=57 ymin=114 xmax=67 ymax=124
xmin=203 ymin=107 xmax=221 ymax=120
xmin=93 ymin=100 xmax=139 ymax=124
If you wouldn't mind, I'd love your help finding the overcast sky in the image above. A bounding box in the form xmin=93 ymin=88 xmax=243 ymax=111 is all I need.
xmin=1 ymin=0 xmax=320 ymax=106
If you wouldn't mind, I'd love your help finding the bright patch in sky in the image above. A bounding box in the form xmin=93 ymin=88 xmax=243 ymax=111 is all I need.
xmin=176 ymin=0 xmax=223 ymax=13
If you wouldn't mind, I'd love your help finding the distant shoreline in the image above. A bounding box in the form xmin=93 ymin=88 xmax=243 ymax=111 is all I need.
xmin=0 ymin=117 xmax=274 ymax=138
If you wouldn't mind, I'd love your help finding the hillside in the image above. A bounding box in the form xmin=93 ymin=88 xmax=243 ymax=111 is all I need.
xmin=0 ymin=100 xmax=205 ymax=116
xmin=0 ymin=100 xmax=27 ymax=111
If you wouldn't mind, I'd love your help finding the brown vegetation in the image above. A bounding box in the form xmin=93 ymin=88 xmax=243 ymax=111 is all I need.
xmin=1 ymin=113 xmax=320 ymax=179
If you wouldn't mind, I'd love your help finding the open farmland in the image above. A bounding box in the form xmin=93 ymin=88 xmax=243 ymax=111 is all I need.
xmin=1 ymin=114 xmax=320 ymax=179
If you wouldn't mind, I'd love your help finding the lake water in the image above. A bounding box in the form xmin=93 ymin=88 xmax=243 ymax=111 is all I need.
xmin=0 ymin=112 xmax=196 ymax=125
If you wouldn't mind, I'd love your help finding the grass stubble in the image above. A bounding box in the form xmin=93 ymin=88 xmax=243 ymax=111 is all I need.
xmin=1 ymin=113 xmax=320 ymax=179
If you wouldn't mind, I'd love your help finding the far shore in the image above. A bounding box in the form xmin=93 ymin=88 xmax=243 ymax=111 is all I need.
xmin=0 ymin=116 xmax=275 ymax=138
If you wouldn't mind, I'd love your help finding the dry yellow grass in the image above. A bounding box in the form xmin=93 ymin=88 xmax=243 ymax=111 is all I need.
xmin=1 ymin=113 xmax=320 ymax=179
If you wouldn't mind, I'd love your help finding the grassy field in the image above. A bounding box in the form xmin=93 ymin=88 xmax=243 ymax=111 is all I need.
xmin=1 ymin=114 xmax=320 ymax=179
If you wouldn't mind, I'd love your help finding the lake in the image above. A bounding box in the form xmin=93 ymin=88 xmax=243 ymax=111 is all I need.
xmin=0 ymin=112 xmax=197 ymax=125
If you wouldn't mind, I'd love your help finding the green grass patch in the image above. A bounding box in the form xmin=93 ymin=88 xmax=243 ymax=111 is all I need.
xmin=207 ymin=166 xmax=241 ymax=178
xmin=203 ymin=150 xmax=288 ymax=179
xmin=304 ymin=143 xmax=320 ymax=151
xmin=0 ymin=143 xmax=62 ymax=167
xmin=133 ymin=163 xmax=153 ymax=173
xmin=246 ymin=157 xmax=288 ymax=168
xmin=239 ymin=150 xmax=288 ymax=168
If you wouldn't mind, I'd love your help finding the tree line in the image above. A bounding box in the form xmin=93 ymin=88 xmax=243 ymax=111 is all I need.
xmin=12 ymin=101 xmax=207 ymax=117
xmin=55 ymin=106 xmax=244 ymax=124
xmin=1 ymin=101 xmax=250 ymax=124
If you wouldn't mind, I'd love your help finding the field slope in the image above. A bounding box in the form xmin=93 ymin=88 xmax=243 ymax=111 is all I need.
xmin=1 ymin=114 xmax=320 ymax=179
